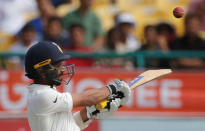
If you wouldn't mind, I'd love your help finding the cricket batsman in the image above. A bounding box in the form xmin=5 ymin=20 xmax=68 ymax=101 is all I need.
xmin=25 ymin=41 xmax=131 ymax=131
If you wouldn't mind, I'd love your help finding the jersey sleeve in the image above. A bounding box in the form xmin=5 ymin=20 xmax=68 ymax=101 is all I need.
xmin=31 ymin=89 xmax=73 ymax=115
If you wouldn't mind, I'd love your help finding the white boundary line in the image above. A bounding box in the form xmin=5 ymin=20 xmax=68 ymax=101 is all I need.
xmin=0 ymin=112 xmax=27 ymax=119
xmin=1 ymin=112 xmax=205 ymax=119
xmin=113 ymin=112 xmax=205 ymax=118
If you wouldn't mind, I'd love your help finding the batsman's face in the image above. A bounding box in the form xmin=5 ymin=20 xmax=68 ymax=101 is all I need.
xmin=53 ymin=61 xmax=64 ymax=74
xmin=52 ymin=61 xmax=75 ymax=85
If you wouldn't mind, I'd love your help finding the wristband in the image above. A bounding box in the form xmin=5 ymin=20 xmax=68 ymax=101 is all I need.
xmin=106 ymin=84 xmax=117 ymax=95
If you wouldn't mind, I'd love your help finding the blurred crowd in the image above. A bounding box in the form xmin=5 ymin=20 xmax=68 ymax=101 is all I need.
xmin=0 ymin=0 xmax=205 ymax=70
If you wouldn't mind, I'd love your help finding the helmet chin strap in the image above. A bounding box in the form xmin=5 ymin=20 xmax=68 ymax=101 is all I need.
xmin=51 ymin=78 xmax=62 ymax=86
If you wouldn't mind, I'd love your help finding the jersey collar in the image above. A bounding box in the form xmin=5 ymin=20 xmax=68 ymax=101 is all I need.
xmin=27 ymin=84 xmax=56 ymax=90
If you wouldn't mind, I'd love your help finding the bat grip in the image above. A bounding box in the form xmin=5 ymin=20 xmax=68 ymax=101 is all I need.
xmin=96 ymin=99 xmax=108 ymax=110
xmin=95 ymin=91 xmax=124 ymax=110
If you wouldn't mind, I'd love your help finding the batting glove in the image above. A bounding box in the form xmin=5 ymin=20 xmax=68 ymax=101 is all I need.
xmin=86 ymin=98 xmax=121 ymax=119
xmin=114 ymin=79 xmax=131 ymax=105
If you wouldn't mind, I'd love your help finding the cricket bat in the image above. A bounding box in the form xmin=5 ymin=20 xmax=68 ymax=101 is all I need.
xmin=96 ymin=69 xmax=172 ymax=110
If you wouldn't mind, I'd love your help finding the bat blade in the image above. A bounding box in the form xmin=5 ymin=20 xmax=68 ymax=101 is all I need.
xmin=128 ymin=69 xmax=172 ymax=89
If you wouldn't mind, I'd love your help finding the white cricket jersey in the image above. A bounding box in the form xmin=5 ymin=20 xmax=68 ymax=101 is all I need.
xmin=27 ymin=84 xmax=80 ymax=131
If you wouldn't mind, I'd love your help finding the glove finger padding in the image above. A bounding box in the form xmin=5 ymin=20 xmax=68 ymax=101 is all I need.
xmin=114 ymin=79 xmax=131 ymax=105
xmin=110 ymin=98 xmax=121 ymax=110
xmin=94 ymin=98 xmax=121 ymax=119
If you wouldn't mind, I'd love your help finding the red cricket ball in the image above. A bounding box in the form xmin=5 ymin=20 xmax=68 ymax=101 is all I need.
xmin=173 ymin=7 xmax=184 ymax=18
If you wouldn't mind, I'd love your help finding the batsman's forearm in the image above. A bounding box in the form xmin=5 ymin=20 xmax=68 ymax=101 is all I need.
xmin=72 ymin=87 xmax=110 ymax=107
xmin=80 ymin=88 xmax=110 ymax=106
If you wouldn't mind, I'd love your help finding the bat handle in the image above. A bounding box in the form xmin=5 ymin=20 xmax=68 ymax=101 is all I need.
xmin=96 ymin=99 xmax=108 ymax=110
xmin=95 ymin=92 xmax=124 ymax=110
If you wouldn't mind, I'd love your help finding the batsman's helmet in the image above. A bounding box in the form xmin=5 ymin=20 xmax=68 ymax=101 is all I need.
xmin=25 ymin=41 xmax=74 ymax=86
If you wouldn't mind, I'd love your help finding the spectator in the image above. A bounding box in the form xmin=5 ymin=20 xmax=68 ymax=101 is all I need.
xmin=105 ymin=27 xmax=121 ymax=51
xmin=62 ymin=0 xmax=104 ymax=51
xmin=188 ymin=0 xmax=205 ymax=31
xmin=0 ymin=0 xmax=37 ymax=35
xmin=7 ymin=24 xmax=37 ymax=69
xmin=141 ymin=25 xmax=160 ymax=51
xmin=171 ymin=14 xmax=205 ymax=69
xmin=28 ymin=0 xmax=57 ymax=40
xmin=63 ymin=24 xmax=91 ymax=52
xmin=0 ymin=0 xmax=37 ymax=52
xmin=43 ymin=16 xmax=69 ymax=47
xmin=140 ymin=25 xmax=170 ymax=68
xmin=156 ymin=22 xmax=176 ymax=51
xmin=65 ymin=24 xmax=94 ymax=67
xmin=101 ymin=12 xmax=141 ymax=70
xmin=114 ymin=12 xmax=141 ymax=53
